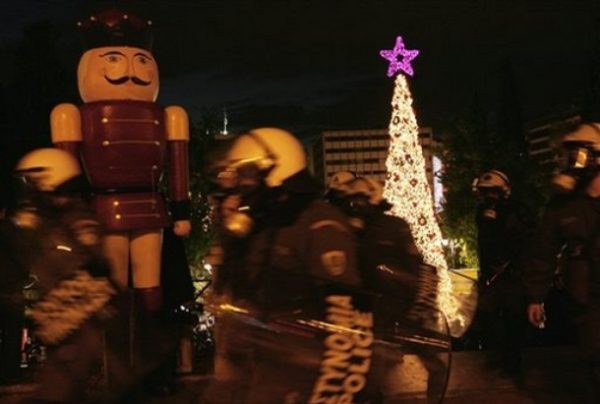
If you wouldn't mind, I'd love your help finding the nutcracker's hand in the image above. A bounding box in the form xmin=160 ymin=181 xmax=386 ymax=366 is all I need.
xmin=173 ymin=220 xmax=192 ymax=237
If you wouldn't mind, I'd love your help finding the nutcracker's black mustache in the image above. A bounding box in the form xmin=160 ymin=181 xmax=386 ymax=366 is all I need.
xmin=104 ymin=75 xmax=151 ymax=86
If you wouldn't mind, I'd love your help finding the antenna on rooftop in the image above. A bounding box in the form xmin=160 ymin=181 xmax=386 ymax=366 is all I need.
xmin=219 ymin=107 xmax=229 ymax=136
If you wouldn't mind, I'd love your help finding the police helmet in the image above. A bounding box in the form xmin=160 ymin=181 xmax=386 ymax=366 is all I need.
xmin=560 ymin=123 xmax=600 ymax=170
xmin=225 ymin=127 xmax=307 ymax=188
xmin=327 ymin=170 xmax=357 ymax=192
xmin=15 ymin=148 xmax=82 ymax=192
xmin=343 ymin=177 xmax=386 ymax=205
xmin=473 ymin=170 xmax=511 ymax=198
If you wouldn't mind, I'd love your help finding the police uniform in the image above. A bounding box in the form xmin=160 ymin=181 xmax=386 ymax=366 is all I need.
xmin=356 ymin=210 xmax=450 ymax=402
xmin=206 ymin=128 xmax=378 ymax=402
xmin=0 ymin=216 xmax=28 ymax=384
xmin=526 ymin=192 xmax=600 ymax=399
xmin=218 ymin=198 xmax=360 ymax=305
xmin=474 ymin=198 xmax=531 ymax=374
xmin=207 ymin=196 xmax=364 ymax=403
xmin=358 ymin=212 xmax=422 ymax=284
xmin=9 ymin=197 xmax=120 ymax=402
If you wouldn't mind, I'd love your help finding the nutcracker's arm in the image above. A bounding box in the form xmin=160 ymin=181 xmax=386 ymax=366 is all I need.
xmin=165 ymin=106 xmax=191 ymax=224
xmin=50 ymin=103 xmax=82 ymax=157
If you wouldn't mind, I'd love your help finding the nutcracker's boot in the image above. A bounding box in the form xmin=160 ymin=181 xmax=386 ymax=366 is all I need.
xmin=133 ymin=287 xmax=177 ymax=393
xmin=102 ymin=290 xmax=134 ymax=395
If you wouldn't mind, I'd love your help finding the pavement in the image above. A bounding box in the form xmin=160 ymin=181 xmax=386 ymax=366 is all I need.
xmin=0 ymin=345 xmax=588 ymax=403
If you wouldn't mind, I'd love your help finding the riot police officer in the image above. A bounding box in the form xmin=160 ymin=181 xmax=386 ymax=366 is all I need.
xmin=324 ymin=170 xmax=357 ymax=208
xmin=0 ymin=186 xmax=28 ymax=385
xmin=204 ymin=128 xmax=368 ymax=403
xmin=472 ymin=169 xmax=531 ymax=379
xmin=526 ymin=123 xmax=600 ymax=402
xmin=327 ymin=175 xmax=423 ymax=277
xmin=328 ymin=174 xmax=449 ymax=403
xmin=10 ymin=148 xmax=123 ymax=402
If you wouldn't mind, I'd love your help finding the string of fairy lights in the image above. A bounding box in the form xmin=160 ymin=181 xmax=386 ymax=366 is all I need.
xmin=380 ymin=37 xmax=462 ymax=329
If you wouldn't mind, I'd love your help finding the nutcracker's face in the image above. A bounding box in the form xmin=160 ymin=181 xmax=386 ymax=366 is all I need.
xmin=77 ymin=46 xmax=159 ymax=102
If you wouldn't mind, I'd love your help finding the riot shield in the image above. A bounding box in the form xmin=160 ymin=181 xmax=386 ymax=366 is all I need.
xmin=204 ymin=268 xmax=454 ymax=403
xmin=445 ymin=268 xmax=479 ymax=338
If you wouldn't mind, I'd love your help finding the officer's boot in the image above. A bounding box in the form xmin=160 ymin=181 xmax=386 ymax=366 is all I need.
xmin=0 ymin=304 xmax=25 ymax=385
xmin=588 ymin=360 xmax=600 ymax=404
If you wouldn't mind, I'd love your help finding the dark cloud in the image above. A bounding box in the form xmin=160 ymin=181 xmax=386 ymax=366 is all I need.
xmin=2 ymin=0 xmax=599 ymax=139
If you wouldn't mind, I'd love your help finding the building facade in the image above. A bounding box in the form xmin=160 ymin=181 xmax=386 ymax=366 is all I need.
xmin=311 ymin=127 xmax=437 ymax=190
xmin=526 ymin=112 xmax=581 ymax=166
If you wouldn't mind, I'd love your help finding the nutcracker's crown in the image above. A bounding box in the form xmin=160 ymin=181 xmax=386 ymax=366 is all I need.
xmin=77 ymin=9 xmax=153 ymax=51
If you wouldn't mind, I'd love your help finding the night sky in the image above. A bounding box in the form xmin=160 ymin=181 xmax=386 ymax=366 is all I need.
xmin=1 ymin=0 xmax=599 ymax=144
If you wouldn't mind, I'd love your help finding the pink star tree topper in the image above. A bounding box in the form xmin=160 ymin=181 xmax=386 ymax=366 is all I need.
xmin=380 ymin=36 xmax=420 ymax=77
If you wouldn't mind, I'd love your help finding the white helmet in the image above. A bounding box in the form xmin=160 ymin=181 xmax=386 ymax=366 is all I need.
xmin=343 ymin=177 xmax=385 ymax=205
xmin=473 ymin=170 xmax=511 ymax=197
xmin=225 ymin=127 xmax=307 ymax=188
xmin=15 ymin=148 xmax=82 ymax=192
xmin=560 ymin=123 xmax=600 ymax=170
xmin=562 ymin=123 xmax=600 ymax=151
xmin=552 ymin=123 xmax=600 ymax=192
xmin=327 ymin=170 xmax=357 ymax=191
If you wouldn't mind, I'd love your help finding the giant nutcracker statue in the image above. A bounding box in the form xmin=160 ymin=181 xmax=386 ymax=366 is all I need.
xmin=50 ymin=9 xmax=190 ymax=336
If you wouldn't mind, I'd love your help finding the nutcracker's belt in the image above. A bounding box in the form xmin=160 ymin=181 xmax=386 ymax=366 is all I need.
xmin=94 ymin=187 xmax=157 ymax=194
xmin=92 ymin=192 xmax=169 ymax=231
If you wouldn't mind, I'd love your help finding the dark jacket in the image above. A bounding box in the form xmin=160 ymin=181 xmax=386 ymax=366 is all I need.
xmin=525 ymin=192 xmax=600 ymax=304
xmin=357 ymin=212 xmax=422 ymax=287
xmin=216 ymin=197 xmax=362 ymax=314
xmin=0 ymin=218 xmax=29 ymax=312
xmin=9 ymin=197 xmax=115 ymax=345
xmin=476 ymin=198 xmax=533 ymax=284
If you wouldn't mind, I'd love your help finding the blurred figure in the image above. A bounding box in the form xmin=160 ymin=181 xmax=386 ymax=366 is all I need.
xmin=472 ymin=169 xmax=531 ymax=381
xmin=0 ymin=187 xmax=28 ymax=385
xmin=204 ymin=128 xmax=369 ymax=403
xmin=328 ymin=174 xmax=448 ymax=403
xmin=525 ymin=123 xmax=600 ymax=403
xmin=10 ymin=148 xmax=122 ymax=402
xmin=323 ymin=170 xmax=357 ymax=207
xmin=328 ymin=176 xmax=422 ymax=276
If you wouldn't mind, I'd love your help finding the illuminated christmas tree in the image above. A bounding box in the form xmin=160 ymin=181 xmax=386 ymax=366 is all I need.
xmin=380 ymin=36 xmax=461 ymax=329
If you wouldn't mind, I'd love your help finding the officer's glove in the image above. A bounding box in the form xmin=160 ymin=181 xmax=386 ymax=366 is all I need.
xmin=527 ymin=303 xmax=545 ymax=329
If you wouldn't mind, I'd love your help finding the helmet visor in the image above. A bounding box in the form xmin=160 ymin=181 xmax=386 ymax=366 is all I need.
xmin=215 ymin=162 xmax=267 ymax=192
xmin=476 ymin=186 xmax=503 ymax=200
xmin=559 ymin=144 xmax=592 ymax=171
xmin=13 ymin=167 xmax=49 ymax=194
